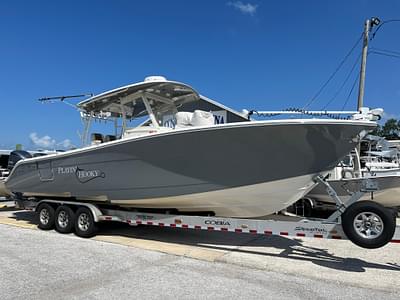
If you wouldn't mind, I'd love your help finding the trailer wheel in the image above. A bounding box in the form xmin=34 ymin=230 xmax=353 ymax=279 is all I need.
xmin=74 ymin=207 xmax=98 ymax=238
xmin=55 ymin=205 xmax=75 ymax=234
xmin=37 ymin=203 xmax=55 ymax=230
xmin=341 ymin=201 xmax=396 ymax=249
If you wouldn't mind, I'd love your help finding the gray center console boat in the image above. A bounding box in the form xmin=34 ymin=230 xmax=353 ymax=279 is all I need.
xmin=5 ymin=76 xmax=377 ymax=217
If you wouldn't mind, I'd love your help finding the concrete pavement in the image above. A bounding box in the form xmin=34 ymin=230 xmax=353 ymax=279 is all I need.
xmin=0 ymin=206 xmax=399 ymax=294
xmin=0 ymin=223 xmax=399 ymax=300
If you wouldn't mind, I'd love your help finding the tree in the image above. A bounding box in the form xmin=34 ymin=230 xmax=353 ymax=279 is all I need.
xmin=374 ymin=118 xmax=400 ymax=140
xmin=370 ymin=124 xmax=382 ymax=136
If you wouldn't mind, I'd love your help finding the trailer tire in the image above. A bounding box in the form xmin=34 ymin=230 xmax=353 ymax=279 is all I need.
xmin=37 ymin=203 xmax=55 ymax=230
xmin=341 ymin=201 xmax=396 ymax=249
xmin=74 ymin=207 xmax=98 ymax=238
xmin=55 ymin=205 xmax=75 ymax=234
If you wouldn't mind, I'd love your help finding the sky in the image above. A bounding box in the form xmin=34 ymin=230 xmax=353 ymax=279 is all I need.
xmin=1 ymin=0 xmax=400 ymax=150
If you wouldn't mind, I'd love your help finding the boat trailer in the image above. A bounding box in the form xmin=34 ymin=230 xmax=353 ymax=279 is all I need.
xmin=15 ymin=175 xmax=400 ymax=249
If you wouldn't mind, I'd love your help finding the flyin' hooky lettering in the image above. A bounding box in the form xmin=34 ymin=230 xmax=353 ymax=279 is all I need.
xmin=57 ymin=166 xmax=101 ymax=179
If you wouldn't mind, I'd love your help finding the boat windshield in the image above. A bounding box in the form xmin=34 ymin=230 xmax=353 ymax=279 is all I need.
xmin=153 ymin=104 xmax=178 ymax=128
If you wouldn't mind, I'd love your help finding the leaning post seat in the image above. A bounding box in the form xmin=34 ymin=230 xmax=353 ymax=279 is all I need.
xmin=175 ymin=110 xmax=214 ymax=128
xmin=191 ymin=110 xmax=214 ymax=126
xmin=175 ymin=112 xmax=193 ymax=128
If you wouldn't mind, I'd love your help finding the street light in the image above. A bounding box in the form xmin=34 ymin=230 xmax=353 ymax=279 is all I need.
xmin=371 ymin=17 xmax=381 ymax=27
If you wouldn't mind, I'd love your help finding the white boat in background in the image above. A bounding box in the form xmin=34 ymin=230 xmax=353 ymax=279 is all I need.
xmin=363 ymin=159 xmax=400 ymax=176
xmin=358 ymin=134 xmax=400 ymax=176
xmin=303 ymin=145 xmax=400 ymax=213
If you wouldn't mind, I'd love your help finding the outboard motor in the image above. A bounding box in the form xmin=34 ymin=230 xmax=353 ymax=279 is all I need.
xmin=7 ymin=150 xmax=32 ymax=171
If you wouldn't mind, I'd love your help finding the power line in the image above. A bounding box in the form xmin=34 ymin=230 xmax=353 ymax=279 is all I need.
xmin=322 ymin=53 xmax=362 ymax=110
xmin=371 ymin=19 xmax=400 ymax=40
xmin=369 ymin=50 xmax=400 ymax=59
xmin=302 ymin=32 xmax=363 ymax=109
xmin=341 ymin=72 xmax=360 ymax=111
xmin=370 ymin=47 xmax=400 ymax=56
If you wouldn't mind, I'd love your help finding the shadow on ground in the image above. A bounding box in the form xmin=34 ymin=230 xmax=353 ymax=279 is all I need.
xmin=6 ymin=209 xmax=400 ymax=273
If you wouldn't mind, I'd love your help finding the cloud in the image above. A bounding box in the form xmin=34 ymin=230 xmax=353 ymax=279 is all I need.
xmin=57 ymin=139 xmax=74 ymax=149
xmin=29 ymin=133 xmax=56 ymax=149
xmin=29 ymin=133 xmax=75 ymax=149
xmin=227 ymin=1 xmax=258 ymax=16
xmin=382 ymin=112 xmax=400 ymax=121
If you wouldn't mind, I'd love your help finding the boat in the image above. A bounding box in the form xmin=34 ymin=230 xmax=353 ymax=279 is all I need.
xmin=0 ymin=150 xmax=12 ymax=197
xmin=304 ymin=148 xmax=400 ymax=212
xmin=4 ymin=76 xmax=377 ymax=217
xmin=306 ymin=175 xmax=400 ymax=209
xmin=0 ymin=172 xmax=9 ymax=197
xmin=362 ymin=153 xmax=400 ymax=176
xmin=0 ymin=149 xmax=59 ymax=197
xmin=360 ymin=135 xmax=400 ymax=176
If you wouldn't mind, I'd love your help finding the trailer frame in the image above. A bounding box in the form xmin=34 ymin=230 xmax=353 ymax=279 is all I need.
xmin=15 ymin=175 xmax=400 ymax=246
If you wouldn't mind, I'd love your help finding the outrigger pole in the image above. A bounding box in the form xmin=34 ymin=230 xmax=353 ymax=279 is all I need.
xmin=38 ymin=94 xmax=93 ymax=103
xmin=38 ymin=94 xmax=95 ymax=147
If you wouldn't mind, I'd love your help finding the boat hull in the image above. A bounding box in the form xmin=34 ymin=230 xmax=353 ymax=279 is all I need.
xmin=5 ymin=120 xmax=374 ymax=217
xmin=112 ymin=173 xmax=317 ymax=217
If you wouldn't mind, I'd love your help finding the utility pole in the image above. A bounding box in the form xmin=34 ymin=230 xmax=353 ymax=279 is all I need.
xmin=355 ymin=17 xmax=380 ymax=177
xmin=357 ymin=17 xmax=380 ymax=110
xmin=357 ymin=19 xmax=371 ymax=110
